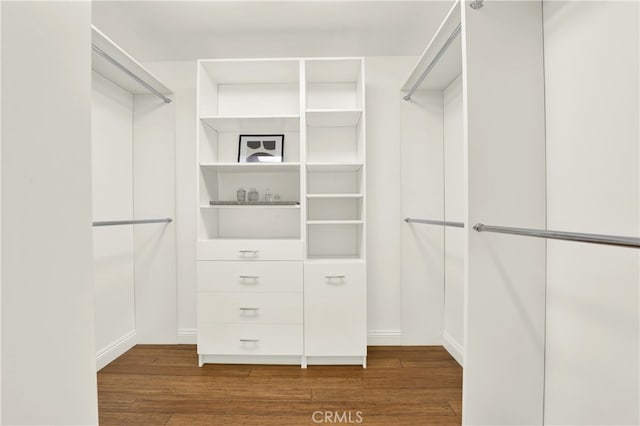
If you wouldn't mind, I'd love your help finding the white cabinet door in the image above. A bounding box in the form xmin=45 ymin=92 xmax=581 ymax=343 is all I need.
xmin=304 ymin=262 xmax=366 ymax=356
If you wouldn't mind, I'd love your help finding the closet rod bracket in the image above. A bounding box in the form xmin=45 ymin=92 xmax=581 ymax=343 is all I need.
xmin=470 ymin=0 xmax=484 ymax=10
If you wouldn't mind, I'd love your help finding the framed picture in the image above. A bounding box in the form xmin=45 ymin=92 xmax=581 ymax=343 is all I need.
xmin=238 ymin=134 xmax=284 ymax=163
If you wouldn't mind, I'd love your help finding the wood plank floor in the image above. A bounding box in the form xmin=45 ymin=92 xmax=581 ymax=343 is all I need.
xmin=98 ymin=345 xmax=462 ymax=425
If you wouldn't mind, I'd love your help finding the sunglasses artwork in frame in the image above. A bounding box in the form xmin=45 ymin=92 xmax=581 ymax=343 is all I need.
xmin=238 ymin=134 xmax=284 ymax=163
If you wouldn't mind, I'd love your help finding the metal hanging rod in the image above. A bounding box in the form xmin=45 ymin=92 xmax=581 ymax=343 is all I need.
xmin=473 ymin=223 xmax=640 ymax=249
xmin=404 ymin=217 xmax=465 ymax=228
xmin=402 ymin=23 xmax=462 ymax=101
xmin=93 ymin=218 xmax=173 ymax=227
xmin=91 ymin=44 xmax=172 ymax=104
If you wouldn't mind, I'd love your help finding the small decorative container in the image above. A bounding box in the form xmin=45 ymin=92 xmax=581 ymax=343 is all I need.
xmin=264 ymin=188 xmax=272 ymax=202
xmin=236 ymin=187 xmax=246 ymax=202
xmin=248 ymin=188 xmax=259 ymax=202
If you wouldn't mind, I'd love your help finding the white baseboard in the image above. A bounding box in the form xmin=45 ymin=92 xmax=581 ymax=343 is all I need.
xmin=306 ymin=356 xmax=366 ymax=367
xmin=442 ymin=331 xmax=464 ymax=367
xmin=200 ymin=354 xmax=302 ymax=366
xmin=96 ymin=330 xmax=137 ymax=371
xmin=177 ymin=328 xmax=197 ymax=344
xmin=367 ymin=329 xmax=402 ymax=345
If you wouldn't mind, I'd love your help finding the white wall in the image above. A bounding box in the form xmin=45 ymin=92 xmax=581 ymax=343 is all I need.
xmin=133 ymin=95 xmax=177 ymax=343
xmin=146 ymin=56 xmax=416 ymax=345
xmin=92 ymin=72 xmax=137 ymax=368
xmin=400 ymin=89 xmax=445 ymax=345
xmin=1 ymin=2 xmax=98 ymax=424
xmin=366 ymin=56 xmax=416 ymax=344
xmin=543 ymin=2 xmax=639 ymax=424
xmin=443 ymin=74 xmax=464 ymax=363
xmin=144 ymin=61 xmax=198 ymax=343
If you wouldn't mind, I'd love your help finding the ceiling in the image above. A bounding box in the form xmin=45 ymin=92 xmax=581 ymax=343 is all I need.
xmin=92 ymin=1 xmax=454 ymax=61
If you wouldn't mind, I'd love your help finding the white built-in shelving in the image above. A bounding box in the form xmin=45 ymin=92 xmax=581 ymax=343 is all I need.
xmin=196 ymin=57 xmax=366 ymax=368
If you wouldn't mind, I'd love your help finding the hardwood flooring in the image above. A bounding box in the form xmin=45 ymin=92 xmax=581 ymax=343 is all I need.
xmin=98 ymin=345 xmax=462 ymax=425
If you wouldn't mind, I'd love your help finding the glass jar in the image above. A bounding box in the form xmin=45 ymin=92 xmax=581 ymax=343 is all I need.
xmin=264 ymin=188 xmax=272 ymax=202
xmin=248 ymin=188 xmax=259 ymax=202
xmin=236 ymin=187 xmax=246 ymax=202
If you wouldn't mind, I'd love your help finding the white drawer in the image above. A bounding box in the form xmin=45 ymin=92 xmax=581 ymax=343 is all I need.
xmin=198 ymin=292 xmax=302 ymax=324
xmin=198 ymin=324 xmax=302 ymax=356
xmin=198 ymin=239 xmax=303 ymax=261
xmin=198 ymin=261 xmax=302 ymax=292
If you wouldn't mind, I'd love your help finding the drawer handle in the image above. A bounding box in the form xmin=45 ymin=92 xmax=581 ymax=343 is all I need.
xmin=325 ymin=275 xmax=346 ymax=280
xmin=240 ymin=339 xmax=259 ymax=343
xmin=239 ymin=307 xmax=260 ymax=311
xmin=239 ymin=275 xmax=259 ymax=280
xmin=239 ymin=250 xmax=259 ymax=258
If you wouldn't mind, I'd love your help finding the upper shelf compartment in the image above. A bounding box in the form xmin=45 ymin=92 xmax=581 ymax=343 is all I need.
xmin=198 ymin=59 xmax=301 ymax=117
xmin=306 ymin=110 xmax=362 ymax=128
xmin=201 ymin=116 xmax=300 ymax=132
xmin=305 ymin=58 xmax=364 ymax=111
xmin=401 ymin=0 xmax=462 ymax=96
xmin=91 ymin=26 xmax=173 ymax=102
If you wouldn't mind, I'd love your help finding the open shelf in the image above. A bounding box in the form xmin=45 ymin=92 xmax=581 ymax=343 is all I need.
xmin=306 ymin=126 xmax=362 ymax=163
xmin=306 ymin=222 xmax=363 ymax=259
xmin=307 ymin=167 xmax=363 ymax=197
xmin=199 ymin=164 xmax=301 ymax=230
xmin=305 ymin=255 xmax=365 ymax=263
xmin=307 ymin=220 xmax=363 ymax=225
xmin=306 ymin=110 xmax=362 ymax=127
xmin=305 ymin=58 xmax=363 ymax=111
xmin=203 ymin=205 xmax=300 ymax=210
xmin=200 ymin=208 xmax=301 ymax=239
xmin=200 ymin=59 xmax=300 ymax=85
xmin=203 ymin=202 xmax=300 ymax=209
xmin=307 ymin=195 xmax=362 ymax=221
xmin=199 ymin=59 xmax=300 ymax=117
xmin=200 ymin=163 xmax=301 ymax=173
xmin=201 ymin=116 xmax=300 ymax=132
xmin=307 ymin=193 xmax=363 ymax=199
xmin=306 ymin=163 xmax=363 ymax=172
xmin=199 ymin=237 xmax=302 ymax=241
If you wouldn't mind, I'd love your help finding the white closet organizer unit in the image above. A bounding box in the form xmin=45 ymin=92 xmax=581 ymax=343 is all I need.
xmin=196 ymin=58 xmax=366 ymax=367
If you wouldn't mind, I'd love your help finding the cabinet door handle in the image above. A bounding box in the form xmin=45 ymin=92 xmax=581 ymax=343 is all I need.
xmin=238 ymin=250 xmax=259 ymax=258
xmin=240 ymin=339 xmax=259 ymax=343
xmin=239 ymin=307 xmax=260 ymax=311
xmin=239 ymin=275 xmax=259 ymax=280
xmin=325 ymin=275 xmax=346 ymax=280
